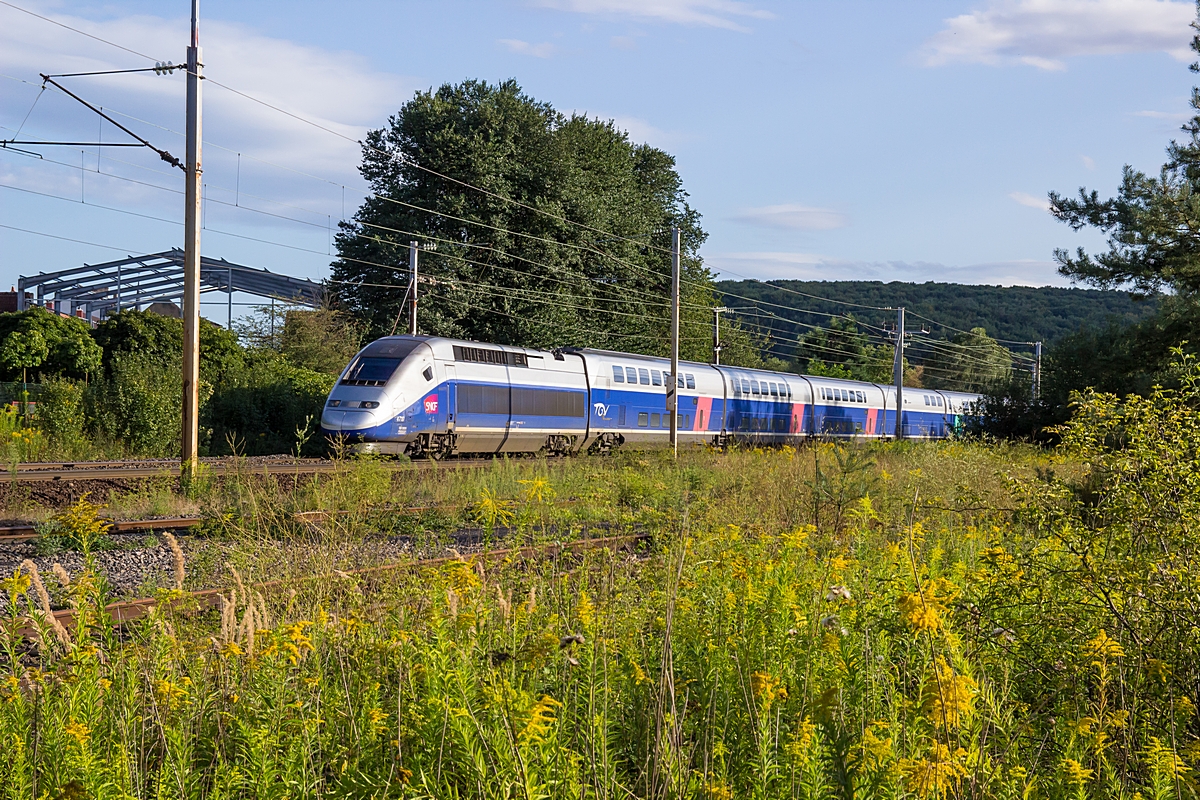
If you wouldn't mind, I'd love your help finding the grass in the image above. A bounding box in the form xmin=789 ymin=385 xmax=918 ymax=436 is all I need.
xmin=0 ymin=427 xmax=1196 ymax=799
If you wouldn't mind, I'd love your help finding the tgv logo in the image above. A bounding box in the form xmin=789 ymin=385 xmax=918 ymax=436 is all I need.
xmin=593 ymin=402 xmax=612 ymax=419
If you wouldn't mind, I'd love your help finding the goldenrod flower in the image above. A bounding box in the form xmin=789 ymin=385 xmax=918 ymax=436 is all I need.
xmin=921 ymin=657 xmax=976 ymax=731
xmin=63 ymin=720 xmax=91 ymax=747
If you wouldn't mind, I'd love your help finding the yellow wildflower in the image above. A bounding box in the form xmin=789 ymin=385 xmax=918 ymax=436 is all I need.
xmin=63 ymin=720 xmax=91 ymax=747
xmin=520 ymin=695 xmax=562 ymax=744
xmin=921 ymin=657 xmax=976 ymax=731
xmin=1061 ymin=758 xmax=1094 ymax=788
xmin=901 ymin=742 xmax=968 ymax=798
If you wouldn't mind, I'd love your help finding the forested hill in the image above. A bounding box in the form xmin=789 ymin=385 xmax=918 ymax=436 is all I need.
xmin=715 ymin=280 xmax=1158 ymax=344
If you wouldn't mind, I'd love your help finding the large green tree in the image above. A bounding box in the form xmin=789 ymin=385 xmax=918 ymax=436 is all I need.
xmin=0 ymin=309 xmax=101 ymax=382
xmin=331 ymin=79 xmax=750 ymax=363
xmin=922 ymin=327 xmax=1014 ymax=392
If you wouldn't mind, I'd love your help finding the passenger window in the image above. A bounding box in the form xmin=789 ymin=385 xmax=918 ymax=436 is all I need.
xmin=678 ymin=375 xmax=685 ymax=388
xmin=750 ymin=380 xmax=760 ymax=395
xmin=638 ymin=368 xmax=650 ymax=385
xmin=769 ymin=382 xmax=778 ymax=397
xmin=626 ymin=367 xmax=637 ymax=383
xmin=651 ymin=370 xmax=662 ymax=386
xmin=612 ymin=365 xmax=624 ymax=383
xmin=637 ymin=412 xmax=649 ymax=427
xmin=651 ymin=412 xmax=660 ymax=427
xmin=686 ymin=374 xmax=695 ymax=389
xmin=857 ymin=391 xmax=864 ymax=403
xmin=733 ymin=379 xmax=741 ymax=396
xmin=742 ymin=379 xmax=751 ymax=393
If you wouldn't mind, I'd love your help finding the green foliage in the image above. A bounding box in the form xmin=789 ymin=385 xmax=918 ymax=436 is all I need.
xmin=717 ymin=279 xmax=1155 ymax=348
xmin=793 ymin=315 xmax=897 ymax=382
xmin=36 ymin=378 xmax=86 ymax=451
xmin=0 ymin=309 xmax=101 ymax=381
xmin=86 ymin=353 xmax=183 ymax=457
xmin=332 ymin=79 xmax=757 ymax=364
xmin=92 ymin=309 xmax=244 ymax=383
xmin=204 ymin=352 xmax=335 ymax=456
xmin=279 ymin=308 xmax=362 ymax=375
xmin=922 ymin=326 xmax=1014 ymax=391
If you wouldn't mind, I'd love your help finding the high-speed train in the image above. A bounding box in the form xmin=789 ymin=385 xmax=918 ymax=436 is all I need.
xmin=320 ymin=335 xmax=981 ymax=457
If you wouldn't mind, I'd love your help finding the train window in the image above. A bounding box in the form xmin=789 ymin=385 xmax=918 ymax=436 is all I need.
xmin=651 ymin=412 xmax=660 ymax=427
xmin=423 ymin=367 xmax=434 ymax=381
xmin=626 ymin=367 xmax=637 ymax=383
xmin=612 ymin=365 xmax=624 ymax=382
xmin=732 ymin=379 xmax=741 ymax=396
xmin=741 ymin=378 xmax=751 ymax=394
xmin=686 ymin=374 xmax=695 ymax=389
xmin=858 ymin=391 xmax=865 ymax=403
xmin=651 ymin=369 xmax=663 ymax=386
xmin=457 ymin=384 xmax=509 ymax=415
xmin=750 ymin=380 xmax=760 ymax=395
xmin=638 ymin=368 xmax=650 ymax=385
xmin=638 ymin=412 xmax=649 ymax=427
xmin=341 ymin=356 xmax=406 ymax=386
xmin=619 ymin=406 xmax=626 ymax=425
xmin=768 ymin=382 xmax=776 ymax=397
xmin=678 ymin=375 xmax=685 ymax=388
xmin=820 ymin=387 xmax=827 ymax=400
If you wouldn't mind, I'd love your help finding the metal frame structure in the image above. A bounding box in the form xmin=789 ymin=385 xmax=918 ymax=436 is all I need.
xmin=17 ymin=249 xmax=323 ymax=323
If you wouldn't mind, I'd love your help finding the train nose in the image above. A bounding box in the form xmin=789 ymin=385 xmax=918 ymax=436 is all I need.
xmin=321 ymin=409 xmax=378 ymax=432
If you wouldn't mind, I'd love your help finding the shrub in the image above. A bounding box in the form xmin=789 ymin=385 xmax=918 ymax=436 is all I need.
xmin=36 ymin=378 xmax=86 ymax=451
xmin=86 ymin=353 xmax=183 ymax=457
xmin=203 ymin=353 xmax=334 ymax=456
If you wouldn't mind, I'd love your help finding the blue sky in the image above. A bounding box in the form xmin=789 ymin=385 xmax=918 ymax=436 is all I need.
xmin=0 ymin=0 xmax=1196 ymax=316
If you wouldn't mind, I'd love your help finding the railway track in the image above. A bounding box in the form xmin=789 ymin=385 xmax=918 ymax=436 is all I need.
xmin=13 ymin=532 xmax=649 ymax=635
xmin=0 ymin=457 xmax=495 ymax=483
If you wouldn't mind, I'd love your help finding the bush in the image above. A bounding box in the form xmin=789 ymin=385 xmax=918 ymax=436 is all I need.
xmin=204 ymin=352 xmax=334 ymax=456
xmin=36 ymin=378 xmax=85 ymax=450
xmin=87 ymin=354 xmax=183 ymax=457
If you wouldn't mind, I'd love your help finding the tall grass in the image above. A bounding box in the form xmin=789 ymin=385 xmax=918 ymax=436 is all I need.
xmin=2 ymin=402 xmax=1198 ymax=798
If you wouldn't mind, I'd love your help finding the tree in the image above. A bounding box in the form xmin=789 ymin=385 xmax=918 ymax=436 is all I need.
xmin=279 ymin=309 xmax=362 ymax=375
xmin=0 ymin=330 xmax=47 ymax=385
xmin=331 ymin=79 xmax=752 ymax=364
xmin=922 ymin=327 xmax=1013 ymax=392
xmin=0 ymin=309 xmax=101 ymax=382
xmin=791 ymin=316 xmax=903 ymax=383
xmin=92 ymin=310 xmax=244 ymax=384
xmin=1049 ymin=9 xmax=1200 ymax=296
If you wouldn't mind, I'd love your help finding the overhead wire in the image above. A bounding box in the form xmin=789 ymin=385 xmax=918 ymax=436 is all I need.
xmin=0 ymin=0 xmax=1036 ymax=374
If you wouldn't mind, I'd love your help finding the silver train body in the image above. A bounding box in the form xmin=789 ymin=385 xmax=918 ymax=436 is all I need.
xmin=320 ymin=335 xmax=981 ymax=457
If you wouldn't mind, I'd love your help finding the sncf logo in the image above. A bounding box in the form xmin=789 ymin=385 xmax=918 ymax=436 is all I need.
xmin=424 ymin=395 xmax=439 ymax=414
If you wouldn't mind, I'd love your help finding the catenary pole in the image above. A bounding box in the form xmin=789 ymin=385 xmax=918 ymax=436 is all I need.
xmin=181 ymin=0 xmax=202 ymax=476
xmin=668 ymin=226 xmax=680 ymax=457
xmin=408 ymin=240 xmax=418 ymax=336
xmin=712 ymin=306 xmax=728 ymax=365
xmin=1033 ymin=341 xmax=1042 ymax=400
xmin=893 ymin=306 xmax=905 ymax=440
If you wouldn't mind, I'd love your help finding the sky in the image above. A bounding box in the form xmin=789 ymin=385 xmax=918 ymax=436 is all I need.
xmin=0 ymin=0 xmax=1196 ymax=320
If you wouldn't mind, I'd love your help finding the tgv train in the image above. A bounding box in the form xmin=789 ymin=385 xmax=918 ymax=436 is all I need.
xmin=320 ymin=335 xmax=981 ymax=457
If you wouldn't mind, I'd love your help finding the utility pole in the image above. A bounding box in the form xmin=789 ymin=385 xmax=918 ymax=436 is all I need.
xmin=668 ymin=226 xmax=680 ymax=457
xmin=712 ymin=306 xmax=728 ymax=365
xmin=408 ymin=240 xmax=418 ymax=336
xmin=893 ymin=306 xmax=905 ymax=440
xmin=181 ymin=0 xmax=203 ymax=476
xmin=1032 ymin=341 xmax=1042 ymax=401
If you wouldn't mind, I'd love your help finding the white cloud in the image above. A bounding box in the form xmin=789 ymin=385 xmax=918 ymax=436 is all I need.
xmin=1009 ymin=191 xmax=1051 ymax=210
xmin=0 ymin=4 xmax=418 ymax=258
xmin=1134 ymin=109 xmax=1192 ymax=120
xmin=610 ymin=35 xmax=638 ymax=50
xmin=732 ymin=204 xmax=849 ymax=230
xmin=498 ymin=38 xmax=559 ymax=57
xmin=705 ymin=252 xmax=1068 ymax=286
xmin=1081 ymin=154 xmax=1096 ymax=169
xmin=534 ymin=0 xmax=772 ymax=31
xmin=922 ymin=0 xmax=1194 ymax=70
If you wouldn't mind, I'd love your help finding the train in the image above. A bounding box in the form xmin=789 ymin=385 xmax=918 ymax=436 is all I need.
xmin=319 ymin=335 xmax=981 ymax=457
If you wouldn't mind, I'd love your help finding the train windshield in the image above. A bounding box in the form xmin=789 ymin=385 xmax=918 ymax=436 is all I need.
xmin=340 ymin=339 xmax=423 ymax=386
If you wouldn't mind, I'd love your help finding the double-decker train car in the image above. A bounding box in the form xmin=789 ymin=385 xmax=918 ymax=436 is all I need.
xmin=320 ymin=335 xmax=981 ymax=457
